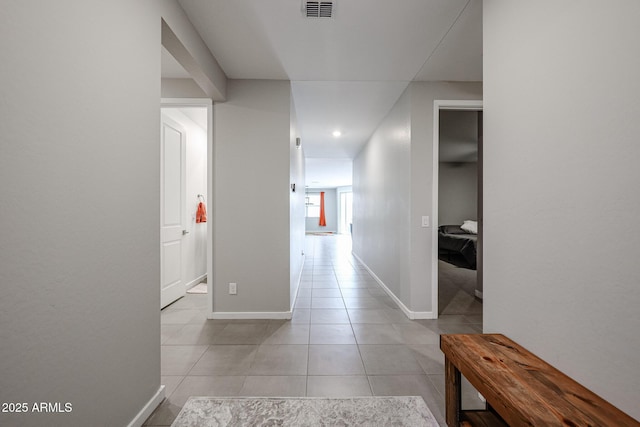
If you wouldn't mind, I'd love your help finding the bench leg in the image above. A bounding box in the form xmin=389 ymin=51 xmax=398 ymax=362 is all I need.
xmin=445 ymin=356 xmax=462 ymax=427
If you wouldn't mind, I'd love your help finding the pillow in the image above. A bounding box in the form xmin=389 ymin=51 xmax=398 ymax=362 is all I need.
xmin=460 ymin=220 xmax=478 ymax=234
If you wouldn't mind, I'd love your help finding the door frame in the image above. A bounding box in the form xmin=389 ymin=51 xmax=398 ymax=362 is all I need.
xmin=161 ymin=98 xmax=214 ymax=315
xmin=431 ymin=99 xmax=483 ymax=318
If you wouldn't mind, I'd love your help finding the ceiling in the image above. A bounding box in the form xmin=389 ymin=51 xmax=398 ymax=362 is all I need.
xmin=169 ymin=0 xmax=482 ymax=187
xmin=305 ymin=158 xmax=353 ymax=189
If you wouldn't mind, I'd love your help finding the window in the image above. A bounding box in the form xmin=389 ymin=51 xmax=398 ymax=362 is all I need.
xmin=305 ymin=193 xmax=321 ymax=217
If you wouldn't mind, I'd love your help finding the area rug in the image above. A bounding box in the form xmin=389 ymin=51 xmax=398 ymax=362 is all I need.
xmin=306 ymin=232 xmax=335 ymax=236
xmin=187 ymin=283 xmax=207 ymax=294
xmin=171 ymin=396 xmax=438 ymax=426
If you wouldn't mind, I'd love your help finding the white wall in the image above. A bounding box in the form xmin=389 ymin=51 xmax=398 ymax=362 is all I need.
xmin=161 ymin=108 xmax=208 ymax=288
xmin=213 ymin=80 xmax=292 ymax=314
xmin=161 ymin=78 xmax=207 ymax=98
xmin=409 ymin=82 xmax=483 ymax=313
xmin=353 ymin=82 xmax=482 ymax=315
xmin=290 ymin=95 xmax=306 ymax=309
xmin=160 ymin=0 xmax=226 ymax=100
xmin=353 ymin=88 xmax=412 ymax=303
xmin=439 ymin=162 xmax=477 ymax=225
xmin=0 ymin=1 xmax=161 ymax=426
xmin=484 ymin=1 xmax=640 ymax=420
xmin=305 ymin=189 xmax=338 ymax=233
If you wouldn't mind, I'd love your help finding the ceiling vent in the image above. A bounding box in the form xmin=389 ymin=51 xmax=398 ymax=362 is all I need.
xmin=303 ymin=1 xmax=334 ymax=18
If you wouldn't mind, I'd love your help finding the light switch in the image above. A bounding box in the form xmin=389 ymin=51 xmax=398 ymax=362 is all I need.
xmin=421 ymin=216 xmax=430 ymax=227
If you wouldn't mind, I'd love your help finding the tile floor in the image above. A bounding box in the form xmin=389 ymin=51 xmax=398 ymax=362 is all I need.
xmin=438 ymin=259 xmax=483 ymax=315
xmin=144 ymin=235 xmax=483 ymax=426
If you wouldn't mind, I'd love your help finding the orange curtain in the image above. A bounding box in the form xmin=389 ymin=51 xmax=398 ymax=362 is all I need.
xmin=319 ymin=191 xmax=327 ymax=227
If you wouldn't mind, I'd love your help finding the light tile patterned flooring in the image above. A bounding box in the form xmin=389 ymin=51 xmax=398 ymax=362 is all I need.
xmin=144 ymin=235 xmax=483 ymax=426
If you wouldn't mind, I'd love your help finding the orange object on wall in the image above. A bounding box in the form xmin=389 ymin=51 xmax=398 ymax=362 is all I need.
xmin=196 ymin=201 xmax=207 ymax=223
xmin=319 ymin=191 xmax=326 ymax=227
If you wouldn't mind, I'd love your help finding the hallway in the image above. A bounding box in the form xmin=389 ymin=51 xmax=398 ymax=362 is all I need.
xmin=146 ymin=235 xmax=483 ymax=426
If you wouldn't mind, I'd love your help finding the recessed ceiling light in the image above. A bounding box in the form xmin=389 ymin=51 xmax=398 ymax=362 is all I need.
xmin=332 ymin=130 xmax=342 ymax=137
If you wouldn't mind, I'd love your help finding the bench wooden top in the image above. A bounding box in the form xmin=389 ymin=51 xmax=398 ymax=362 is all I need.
xmin=440 ymin=334 xmax=639 ymax=427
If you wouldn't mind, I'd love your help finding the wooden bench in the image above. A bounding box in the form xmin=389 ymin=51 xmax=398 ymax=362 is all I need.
xmin=440 ymin=334 xmax=639 ymax=427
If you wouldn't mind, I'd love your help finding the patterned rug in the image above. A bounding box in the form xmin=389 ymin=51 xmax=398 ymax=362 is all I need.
xmin=171 ymin=396 xmax=437 ymax=426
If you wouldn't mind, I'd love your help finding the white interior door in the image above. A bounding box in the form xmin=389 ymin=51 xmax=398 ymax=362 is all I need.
xmin=161 ymin=115 xmax=186 ymax=308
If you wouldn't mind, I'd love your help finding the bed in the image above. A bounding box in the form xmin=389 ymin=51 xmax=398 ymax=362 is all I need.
xmin=438 ymin=224 xmax=477 ymax=270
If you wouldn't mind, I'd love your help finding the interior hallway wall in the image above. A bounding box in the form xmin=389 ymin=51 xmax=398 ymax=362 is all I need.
xmin=159 ymin=0 xmax=226 ymax=100
xmin=161 ymin=78 xmax=207 ymax=98
xmin=0 ymin=1 xmax=161 ymax=426
xmin=353 ymin=81 xmax=482 ymax=315
xmin=484 ymin=1 xmax=640 ymax=420
xmin=409 ymin=82 xmax=482 ymax=313
xmin=213 ymin=80 xmax=292 ymax=314
xmin=290 ymin=95 xmax=306 ymax=308
xmin=353 ymin=88 xmax=412 ymax=305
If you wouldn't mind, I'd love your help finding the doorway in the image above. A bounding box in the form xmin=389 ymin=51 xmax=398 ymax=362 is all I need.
xmin=338 ymin=189 xmax=353 ymax=235
xmin=161 ymin=99 xmax=213 ymax=313
xmin=432 ymin=100 xmax=483 ymax=318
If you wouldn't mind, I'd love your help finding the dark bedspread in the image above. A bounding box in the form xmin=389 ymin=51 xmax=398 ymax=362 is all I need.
xmin=438 ymin=225 xmax=477 ymax=269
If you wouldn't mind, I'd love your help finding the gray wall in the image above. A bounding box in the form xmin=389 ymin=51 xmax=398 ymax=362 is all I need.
xmin=354 ymin=82 xmax=482 ymax=315
xmin=160 ymin=0 xmax=226 ymax=100
xmin=161 ymin=78 xmax=207 ymax=98
xmin=409 ymin=82 xmax=483 ymax=313
xmin=290 ymin=94 xmax=306 ymax=308
xmin=214 ymin=80 xmax=292 ymax=313
xmin=484 ymin=1 xmax=640 ymax=420
xmin=353 ymin=88 xmax=412 ymax=304
xmin=0 ymin=1 xmax=161 ymax=425
xmin=305 ymin=189 xmax=338 ymax=233
xmin=439 ymin=163 xmax=477 ymax=226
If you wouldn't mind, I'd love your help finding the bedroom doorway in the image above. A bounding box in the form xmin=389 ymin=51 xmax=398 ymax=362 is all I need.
xmin=432 ymin=101 xmax=483 ymax=318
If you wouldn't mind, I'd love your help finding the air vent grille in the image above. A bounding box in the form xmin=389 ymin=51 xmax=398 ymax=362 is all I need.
xmin=304 ymin=1 xmax=334 ymax=18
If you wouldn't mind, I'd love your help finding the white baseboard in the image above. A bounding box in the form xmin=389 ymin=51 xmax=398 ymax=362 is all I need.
xmin=352 ymin=252 xmax=436 ymax=320
xmin=127 ymin=385 xmax=165 ymax=427
xmin=290 ymin=253 xmax=306 ymax=311
xmin=475 ymin=290 xmax=483 ymax=300
xmin=208 ymin=311 xmax=293 ymax=320
xmin=185 ymin=273 xmax=207 ymax=290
